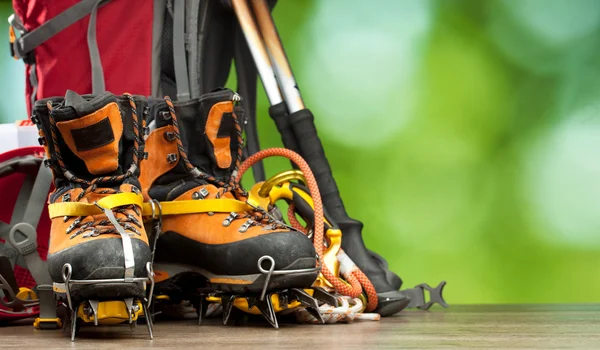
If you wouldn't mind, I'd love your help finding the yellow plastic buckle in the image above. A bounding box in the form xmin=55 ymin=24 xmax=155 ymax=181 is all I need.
xmin=16 ymin=287 xmax=37 ymax=300
xmin=33 ymin=317 xmax=63 ymax=330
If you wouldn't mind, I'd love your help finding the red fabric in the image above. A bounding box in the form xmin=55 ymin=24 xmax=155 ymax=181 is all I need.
xmin=12 ymin=0 xmax=154 ymax=114
xmin=0 ymin=305 xmax=40 ymax=322
xmin=0 ymin=147 xmax=51 ymax=290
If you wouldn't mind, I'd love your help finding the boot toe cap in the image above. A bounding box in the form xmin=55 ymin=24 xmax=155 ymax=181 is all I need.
xmin=48 ymin=237 xmax=151 ymax=282
xmin=156 ymin=229 xmax=317 ymax=276
xmin=243 ymin=230 xmax=317 ymax=273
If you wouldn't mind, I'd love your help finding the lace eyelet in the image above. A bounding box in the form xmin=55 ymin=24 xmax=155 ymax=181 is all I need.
xmin=167 ymin=153 xmax=178 ymax=163
xmin=163 ymin=131 xmax=176 ymax=142
xmin=160 ymin=111 xmax=171 ymax=121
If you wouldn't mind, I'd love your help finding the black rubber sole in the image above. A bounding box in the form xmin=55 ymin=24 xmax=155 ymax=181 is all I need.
xmin=153 ymin=260 xmax=319 ymax=297
xmin=209 ymin=268 xmax=319 ymax=294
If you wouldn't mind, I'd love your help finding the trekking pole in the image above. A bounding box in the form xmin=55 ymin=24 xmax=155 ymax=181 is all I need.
xmin=231 ymin=0 xmax=302 ymax=157
xmin=250 ymin=0 xmax=303 ymax=112
xmin=231 ymin=0 xmax=282 ymax=106
xmin=249 ymin=0 xmax=349 ymax=223
xmin=234 ymin=0 xmax=411 ymax=315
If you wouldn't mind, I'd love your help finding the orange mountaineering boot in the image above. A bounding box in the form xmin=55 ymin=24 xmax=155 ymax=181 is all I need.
xmin=140 ymin=89 xmax=320 ymax=327
xmin=32 ymin=91 xmax=154 ymax=340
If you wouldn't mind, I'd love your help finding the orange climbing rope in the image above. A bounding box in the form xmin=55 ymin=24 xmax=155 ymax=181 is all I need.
xmin=237 ymin=148 xmax=378 ymax=312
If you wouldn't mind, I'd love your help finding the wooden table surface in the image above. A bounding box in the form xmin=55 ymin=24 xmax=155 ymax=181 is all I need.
xmin=1 ymin=304 xmax=599 ymax=349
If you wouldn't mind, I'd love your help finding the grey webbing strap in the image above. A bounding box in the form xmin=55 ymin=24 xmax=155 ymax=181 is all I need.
xmin=152 ymin=0 xmax=167 ymax=97
xmin=29 ymin=63 xmax=39 ymax=112
xmin=36 ymin=284 xmax=58 ymax=327
xmin=21 ymin=163 xmax=52 ymax=232
xmin=87 ymin=0 xmax=105 ymax=94
xmin=173 ymin=0 xmax=191 ymax=101
xmin=0 ymin=222 xmax=10 ymax=238
xmin=185 ymin=0 xmax=201 ymax=99
xmin=9 ymin=174 xmax=33 ymax=226
xmin=12 ymin=0 xmax=105 ymax=59
xmin=102 ymin=208 xmax=135 ymax=282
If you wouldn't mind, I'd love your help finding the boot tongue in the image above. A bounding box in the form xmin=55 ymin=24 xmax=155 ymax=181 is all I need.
xmin=55 ymin=91 xmax=125 ymax=176
xmin=200 ymin=100 xmax=240 ymax=180
xmin=64 ymin=90 xmax=96 ymax=117
xmin=174 ymin=98 xmax=240 ymax=181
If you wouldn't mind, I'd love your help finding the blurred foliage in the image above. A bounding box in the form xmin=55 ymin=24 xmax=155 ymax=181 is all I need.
xmin=0 ymin=0 xmax=599 ymax=303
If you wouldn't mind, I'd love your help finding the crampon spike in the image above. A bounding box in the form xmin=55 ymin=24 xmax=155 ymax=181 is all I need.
xmin=290 ymin=288 xmax=324 ymax=324
xmin=124 ymin=297 xmax=134 ymax=324
xmin=88 ymin=300 xmax=99 ymax=326
xmin=222 ymin=295 xmax=236 ymax=325
xmin=255 ymin=294 xmax=279 ymax=329
xmin=197 ymin=296 xmax=208 ymax=325
xmin=312 ymin=287 xmax=338 ymax=308
xmin=142 ymin=300 xmax=154 ymax=340
xmin=69 ymin=308 xmax=78 ymax=342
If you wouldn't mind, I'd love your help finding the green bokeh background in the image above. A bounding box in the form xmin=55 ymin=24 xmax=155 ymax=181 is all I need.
xmin=1 ymin=0 xmax=599 ymax=304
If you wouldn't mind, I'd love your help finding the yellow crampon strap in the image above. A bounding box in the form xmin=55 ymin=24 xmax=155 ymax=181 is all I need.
xmin=47 ymin=192 xmax=143 ymax=219
xmin=140 ymin=199 xmax=252 ymax=217
xmin=48 ymin=191 xmax=254 ymax=219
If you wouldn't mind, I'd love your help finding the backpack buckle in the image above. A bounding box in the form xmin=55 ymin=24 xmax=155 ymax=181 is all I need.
xmin=401 ymin=281 xmax=449 ymax=310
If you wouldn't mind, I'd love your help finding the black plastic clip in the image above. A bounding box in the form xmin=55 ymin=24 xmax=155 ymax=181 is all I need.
xmin=401 ymin=281 xmax=448 ymax=310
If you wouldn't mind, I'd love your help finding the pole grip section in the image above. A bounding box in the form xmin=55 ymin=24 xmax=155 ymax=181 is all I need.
xmin=289 ymin=108 xmax=347 ymax=221
xmin=269 ymin=102 xmax=299 ymax=153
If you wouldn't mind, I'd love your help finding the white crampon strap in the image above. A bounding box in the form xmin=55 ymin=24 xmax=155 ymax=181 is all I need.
xmin=294 ymin=296 xmax=380 ymax=324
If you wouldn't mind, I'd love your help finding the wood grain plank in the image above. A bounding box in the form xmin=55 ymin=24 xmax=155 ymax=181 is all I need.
xmin=1 ymin=305 xmax=599 ymax=349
